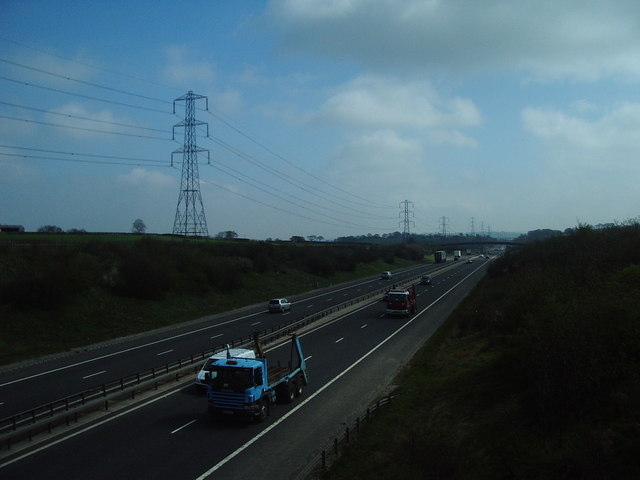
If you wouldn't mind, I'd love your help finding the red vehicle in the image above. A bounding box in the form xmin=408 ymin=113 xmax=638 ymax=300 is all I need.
xmin=385 ymin=286 xmax=417 ymax=317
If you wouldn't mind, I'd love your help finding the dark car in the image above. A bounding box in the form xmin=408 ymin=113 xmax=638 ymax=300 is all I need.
xmin=420 ymin=275 xmax=432 ymax=285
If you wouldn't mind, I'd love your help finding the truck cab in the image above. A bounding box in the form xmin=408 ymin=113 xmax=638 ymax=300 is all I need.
xmin=385 ymin=286 xmax=417 ymax=317
xmin=205 ymin=334 xmax=308 ymax=422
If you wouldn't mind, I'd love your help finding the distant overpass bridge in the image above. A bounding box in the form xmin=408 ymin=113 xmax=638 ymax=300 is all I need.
xmin=438 ymin=240 xmax=524 ymax=248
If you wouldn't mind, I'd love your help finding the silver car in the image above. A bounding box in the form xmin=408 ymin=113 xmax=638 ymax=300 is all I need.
xmin=268 ymin=298 xmax=291 ymax=313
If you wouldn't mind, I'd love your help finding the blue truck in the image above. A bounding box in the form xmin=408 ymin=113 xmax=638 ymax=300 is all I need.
xmin=204 ymin=333 xmax=308 ymax=422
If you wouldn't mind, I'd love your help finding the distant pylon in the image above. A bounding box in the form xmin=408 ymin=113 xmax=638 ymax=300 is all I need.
xmin=171 ymin=91 xmax=210 ymax=237
xmin=399 ymin=200 xmax=415 ymax=238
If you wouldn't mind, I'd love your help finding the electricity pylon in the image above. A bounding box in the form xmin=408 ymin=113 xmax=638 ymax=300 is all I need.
xmin=171 ymin=91 xmax=209 ymax=237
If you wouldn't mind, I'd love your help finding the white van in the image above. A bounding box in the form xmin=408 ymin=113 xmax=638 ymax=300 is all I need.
xmin=195 ymin=347 xmax=256 ymax=387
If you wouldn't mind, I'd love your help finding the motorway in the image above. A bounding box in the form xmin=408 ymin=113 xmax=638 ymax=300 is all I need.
xmin=0 ymin=257 xmax=490 ymax=479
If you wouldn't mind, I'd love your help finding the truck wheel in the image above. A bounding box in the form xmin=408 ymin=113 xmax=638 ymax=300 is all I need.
xmin=255 ymin=399 xmax=268 ymax=423
xmin=294 ymin=380 xmax=303 ymax=398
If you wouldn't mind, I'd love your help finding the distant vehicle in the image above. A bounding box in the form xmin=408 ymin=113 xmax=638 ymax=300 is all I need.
xmin=380 ymin=271 xmax=392 ymax=280
xmin=385 ymin=286 xmax=417 ymax=317
xmin=434 ymin=251 xmax=447 ymax=263
xmin=453 ymin=250 xmax=462 ymax=260
xmin=466 ymin=259 xmax=473 ymax=264
xmin=420 ymin=275 xmax=432 ymax=285
xmin=268 ymin=298 xmax=291 ymax=312
xmin=195 ymin=347 xmax=256 ymax=388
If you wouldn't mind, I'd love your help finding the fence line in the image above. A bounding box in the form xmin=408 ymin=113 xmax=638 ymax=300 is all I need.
xmin=293 ymin=394 xmax=396 ymax=480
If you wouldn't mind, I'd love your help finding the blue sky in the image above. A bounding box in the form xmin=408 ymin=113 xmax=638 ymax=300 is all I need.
xmin=2 ymin=0 xmax=640 ymax=240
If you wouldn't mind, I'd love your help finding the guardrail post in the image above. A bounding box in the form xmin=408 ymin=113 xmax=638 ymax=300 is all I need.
xmin=102 ymin=384 xmax=106 ymax=397
xmin=120 ymin=378 xmax=124 ymax=391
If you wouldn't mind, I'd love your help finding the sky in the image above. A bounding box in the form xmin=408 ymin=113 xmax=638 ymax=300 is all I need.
xmin=2 ymin=0 xmax=640 ymax=240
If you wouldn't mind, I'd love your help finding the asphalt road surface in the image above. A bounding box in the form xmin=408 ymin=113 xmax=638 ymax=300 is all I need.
xmin=0 ymin=258 xmax=490 ymax=479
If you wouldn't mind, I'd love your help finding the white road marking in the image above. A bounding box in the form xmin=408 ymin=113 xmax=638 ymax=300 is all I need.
xmin=171 ymin=419 xmax=196 ymax=434
xmin=210 ymin=334 xmax=223 ymax=339
xmin=82 ymin=371 xmax=106 ymax=380
xmin=0 ymin=264 xmax=482 ymax=470
xmin=157 ymin=350 xmax=173 ymax=356
xmin=0 ymin=311 xmax=265 ymax=388
xmin=250 ymin=321 xmax=261 ymax=326
xmin=335 ymin=337 xmax=344 ymax=343
xmin=304 ymin=356 xmax=312 ymax=361
xmin=360 ymin=324 xmax=368 ymax=329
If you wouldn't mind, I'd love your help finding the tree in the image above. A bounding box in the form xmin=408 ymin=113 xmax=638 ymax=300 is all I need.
xmin=132 ymin=219 xmax=146 ymax=234
xmin=38 ymin=225 xmax=63 ymax=233
xmin=215 ymin=231 xmax=238 ymax=239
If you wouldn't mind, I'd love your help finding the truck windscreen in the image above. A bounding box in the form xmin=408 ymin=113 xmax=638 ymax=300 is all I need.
xmin=210 ymin=367 xmax=253 ymax=392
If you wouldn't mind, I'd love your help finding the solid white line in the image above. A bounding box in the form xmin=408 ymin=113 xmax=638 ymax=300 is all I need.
xmin=0 ymin=264 xmax=484 ymax=471
xmin=171 ymin=419 xmax=196 ymax=434
xmin=156 ymin=350 xmax=173 ymax=356
xmin=82 ymin=371 xmax=106 ymax=380
xmin=194 ymin=264 xmax=486 ymax=479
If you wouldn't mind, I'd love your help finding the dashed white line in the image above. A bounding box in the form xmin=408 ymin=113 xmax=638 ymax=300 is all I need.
xmin=157 ymin=350 xmax=174 ymax=356
xmin=360 ymin=324 xmax=368 ymax=329
xmin=335 ymin=337 xmax=344 ymax=343
xmin=251 ymin=321 xmax=261 ymax=326
xmin=82 ymin=370 xmax=106 ymax=380
xmin=171 ymin=419 xmax=196 ymax=434
xmin=210 ymin=334 xmax=223 ymax=339
xmin=306 ymin=304 xmax=314 ymax=308
xmin=304 ymin=356 xmax=312 ymax=361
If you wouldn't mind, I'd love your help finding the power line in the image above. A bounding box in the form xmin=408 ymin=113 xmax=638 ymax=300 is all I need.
xmin=0 ymin=57 xmax=172 ymax=106
xmin=208 ymin=135 xmax=395 ymax=220
xmin=205 ymin=109 xmax=394 ymax=209
xmin=0 ymin=113 xmax=171 ymax=140
xmin=0 ymin=152 xmax=169 ymax=167
xmin=206 ymin=156 xmax=389 ymax=221
xmin=0 ymin=144 xmax=166 ymax=164
xmin=0 ymin=100 xmax=169 ymax=133
xmin=200 ymin=178 xmax=391 ymax=232
xmin=0 ymin=74 xmax=170 ymax=114
xmin=0 ymin=35 xmax=182 ymax=92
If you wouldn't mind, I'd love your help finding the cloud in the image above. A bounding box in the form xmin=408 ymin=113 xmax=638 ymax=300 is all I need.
xmin=163 ymin=45 xmax=216 ymax=87
xmin=45 ymin=102 xmax=135 ymax=138
xmin=118 ymin=168 xmax=175 ymax=188
xmin=522 ymin=103 xmax=640 ymax=155
xmin=310 ymin=75 xmax=481 ymax=144
xmin=266 ymin=0 xmax=640 ymax=82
